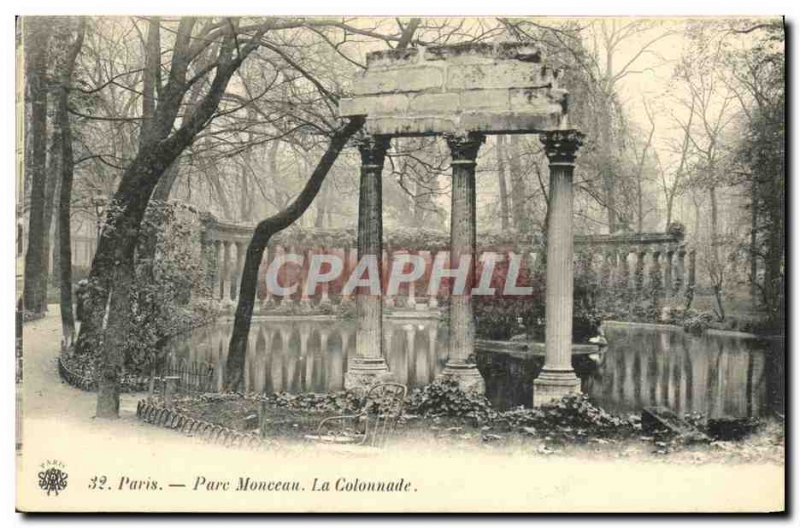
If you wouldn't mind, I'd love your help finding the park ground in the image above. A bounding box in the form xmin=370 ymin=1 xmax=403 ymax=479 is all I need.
xmin=16 ymin=306 xmax=785 ymax=513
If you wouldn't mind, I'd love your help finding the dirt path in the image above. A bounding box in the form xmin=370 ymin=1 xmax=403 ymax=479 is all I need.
xmin=17 ymin=307 xmax=785 ymax=513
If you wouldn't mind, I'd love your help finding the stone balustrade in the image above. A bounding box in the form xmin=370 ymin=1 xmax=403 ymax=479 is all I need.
xmin=195 ymin=221 xmax=695 ymax=310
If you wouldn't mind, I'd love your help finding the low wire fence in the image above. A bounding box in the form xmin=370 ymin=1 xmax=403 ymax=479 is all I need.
xmin=155 ymin=356 xmax=216 ymax=395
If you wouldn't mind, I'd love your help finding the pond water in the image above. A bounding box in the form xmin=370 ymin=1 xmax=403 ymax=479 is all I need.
xmin=165 ymin=317 xmax=784 ymax=419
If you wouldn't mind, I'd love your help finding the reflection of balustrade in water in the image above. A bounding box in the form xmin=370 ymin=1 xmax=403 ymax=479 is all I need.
xmin=591 ymin=326 xmax=769 ymax=419
xmin=165 ymin=319 xmax=777 ymax=419
xmin=166 ymin=317 xmax=447 ymax=395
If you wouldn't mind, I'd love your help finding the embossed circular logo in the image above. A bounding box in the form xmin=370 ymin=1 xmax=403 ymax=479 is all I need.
xmin=38 ymin=460 xmax=68 ymax=496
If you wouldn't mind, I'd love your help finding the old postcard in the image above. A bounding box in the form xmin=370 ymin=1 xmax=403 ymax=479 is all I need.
xmin=14 ymin=15 xmax=785 ymax=513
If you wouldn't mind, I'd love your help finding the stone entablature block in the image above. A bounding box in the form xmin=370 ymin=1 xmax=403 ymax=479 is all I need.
xmin=339 ymin=42 xmax=569 ymax=136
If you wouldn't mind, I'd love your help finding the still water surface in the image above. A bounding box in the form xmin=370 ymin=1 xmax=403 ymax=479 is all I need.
xmin=165 ymin=317 xmax=784 ymax=418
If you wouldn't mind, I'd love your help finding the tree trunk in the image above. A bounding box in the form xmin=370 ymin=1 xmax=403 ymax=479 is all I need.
xmin=22 ymin=18 xmax=50 ymax=314
xmin=42 ymin=128 xmax=63 ymax=281
xmin=315 ymin=181 xmax=329 ymax=228
xmin=664 ymin=193 xmax=674 ymax=233
xmin=224 ymin=117 xmax=365 ymax=391
xmin=749 ymin=176 xmax=759 ymax=308
xmin=77 ymin=22 xmax=264 ymax=417
xmin=55 ymin=19 xmax=85 ymax=347
xmin=151 ymin=161 xmax=180 ymax=202
xmin=496 ymin=135 xmax=510 ymax=230
xmin=96 ymin=254 xmax=134 ymax=418
xmin=507 ymin=135 xmax=527 ymax=231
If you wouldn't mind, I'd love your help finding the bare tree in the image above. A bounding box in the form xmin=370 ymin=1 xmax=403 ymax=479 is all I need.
xmin=22 ymin=17 xmax=51 ymax=315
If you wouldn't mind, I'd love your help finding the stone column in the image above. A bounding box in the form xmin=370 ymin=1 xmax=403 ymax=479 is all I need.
xmin=427 ymin=250 xmax=441 ymax=309
xmin=404 ymin=324 xmax=417 ymax=385
xmin=650 ymin=249 xmax=663 ymax=298
xmin=212 ymin=240 xmax=222 ymax=299
xmin=407 ymin=250 xmax=418 ymax=309
xmin=345 ymin=136 xmax=391 ymax=390
xmin=600 ymin=250 xmax=613 ymax=288
xmin=261 ymin=246 xmax=273 ymax=309
xmin=533 ymin=130 xmax=584 ymax=407
xmin=675 ymin=248 xmax=686 ymax=296
xmin=664 ymin=247 xmax=674 ymax=300
xmin=221 ymin=240 xmax=231 ymax=302
xmin=441 ymin=132 xmax=485 ymax=393
xmin=319 ymin=246 xmax=332 ymax=307
xmin=383 ymin=248 xmax=395 ymax=308
xmin=634 ymin=248 xmax=647 ymax=292
xmin=686 ymin=249 xmax=697 ymax=307
xmin=340 ymin=246 xmax=353 ymax=304
xmin=233 ymin=241 xmax=245 ymax=301
xmin=619 ymin=249 xmax=631 ymax=290
xmin=298 ymin=247 xmax=313 ymax=308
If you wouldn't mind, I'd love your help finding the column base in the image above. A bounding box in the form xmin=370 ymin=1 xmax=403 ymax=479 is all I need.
xmin=532 ymin=369 xmax=581 ymax=407
xmin=344 ymin=357 xmax=392 ymax=392
xmin=440 ymin=362 xmax=485 ymax=394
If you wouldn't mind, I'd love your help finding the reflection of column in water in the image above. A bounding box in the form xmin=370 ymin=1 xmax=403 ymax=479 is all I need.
xmin=622 ymin=350 xmax=635 ymax=408
xmin=328 ymin=328 xmax=345 ymax=392
xmin=273 ymin=327 xmax=288 ymax=393
xmin=709 ymin=341 xmax=726 ymax=419
xmin=343 ymin=329 xmax=354 ymax=373
xmin=653 ymin=339 xmax=663 ymax=407
xmin=243 ymin=338 xmax=251 ymax=394
xmin=254 ymin=325 xmax=267 ymax=394
xmin=385 ymin=323 xmax=401 ymax=382
xmin=316 ymin=327 xmax=330 ymax=392
xmin=689 ymin=334 xmax=708 ymax=415
xmin=215 ymin=326 xmax=226 ymax=391
xmin=263 ymin=327 xmax=275 ymax=394
xmin=415 ymin=324 xmax=430 ymax=386
xmin=645 ymin=347 xmax=657 ymax=406
xmin=634 ymin=350 xmax=645 ymax=407
xmin=428 ymin=325 xmax=439 ymax=382
xmin=725 ymin=341 xmax=748 ymax=417
xmin=405 ymin=324 xmax=417 ymax=387
xmin=299 ymin=324 xmax=310 ymax=392
xmin=677 ymin=343 xmax=688 ymax=416
xmin=286 ymin=325 xmax=301 ymax=392
xmin=610 ymin=350 xmax=622 ymax=403
xmin=749 ymin=349 xmax=766 ymax=417
xmin=245 ymin=328 xmax=258 ymax=393
xmin=436 ymin=322 xmax=449 ymax=372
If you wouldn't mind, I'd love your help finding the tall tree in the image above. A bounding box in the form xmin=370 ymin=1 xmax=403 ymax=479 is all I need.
xmin=54 ymin=18 xmax=86 ymax=347
xmin=495 ymin=135 xmax=510 ymax=230
xmin=77 ymin=18 xmax=268 ymax=417
xmin=22 ymin=17 xmax=51 ymax=314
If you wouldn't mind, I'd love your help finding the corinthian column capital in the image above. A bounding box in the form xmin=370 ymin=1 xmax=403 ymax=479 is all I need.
xmin=445 ymin=132 xmax=485 ymax=165
xmin=539 ymin=129 xmax=585 ymax=164
xmin=356 ymin=135 xmax=391 ymax=168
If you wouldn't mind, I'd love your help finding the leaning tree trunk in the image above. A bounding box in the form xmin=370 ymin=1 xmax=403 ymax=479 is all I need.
xmin=223 ymin=18 xmax=420 ymax=391
xmin=223 ymin=117 xmax=364 ymax=391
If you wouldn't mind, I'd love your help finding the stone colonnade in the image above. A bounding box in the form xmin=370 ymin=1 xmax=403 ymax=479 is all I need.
xmin=341 ymin=129 xmax=584 ymax=402
xmin=344 ymin=132 xmax=491 ymax=391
